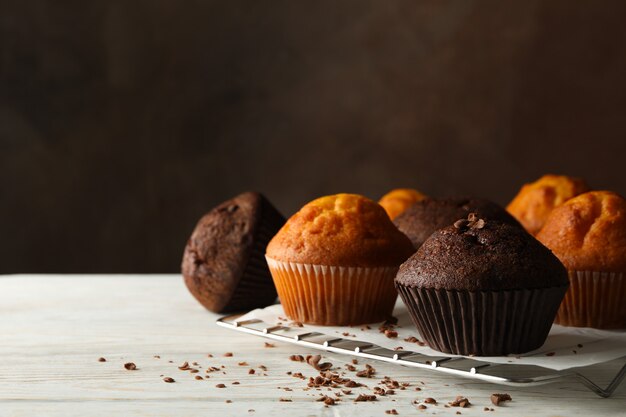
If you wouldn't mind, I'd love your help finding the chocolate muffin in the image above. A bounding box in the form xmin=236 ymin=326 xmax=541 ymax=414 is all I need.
xmin=182 ymin=192 xmax=285 ymax=313
xmin=393 ymin=197 xmax=522 ymax=250
xmin=395 ymin=213 xmax=569 ymax=356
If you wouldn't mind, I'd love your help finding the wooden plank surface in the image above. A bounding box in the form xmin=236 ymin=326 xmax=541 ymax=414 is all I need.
xmin=1 ymin=275 xmax=624 ymax=416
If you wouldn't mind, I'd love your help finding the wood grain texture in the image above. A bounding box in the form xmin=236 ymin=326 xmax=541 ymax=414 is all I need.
xmin=0 ymin=275 xmax=624 ymax=417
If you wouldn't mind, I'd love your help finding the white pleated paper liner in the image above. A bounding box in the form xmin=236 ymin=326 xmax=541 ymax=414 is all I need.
xmin=266 ymin=257 xmax=399 ymax=325
xmin=556 ymin=271 xmax=625 ymax=329
xmin=396 ymin=283 xmax=569 ymax=356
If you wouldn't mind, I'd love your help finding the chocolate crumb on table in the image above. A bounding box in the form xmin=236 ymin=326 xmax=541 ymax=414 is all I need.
xmin=216 ymin=383 xmax=226 ymax=388
xmin=279 ymin=398 xmax=292 ymax=402
xmin=423 ymin=397 xmax=437 ymax=404
xmin=306 ymin=355 xmax=332 ymax=371
xmin=264 ymin=342 xmax=275 ymax=348
xmin=163 ymin=377 xmax=175 ymax=383
xmin=98 ymin=357 xmax=106 ymax=362
xmin=238 ymin=361 xmax=249 ymax=366
xmin=449 ymin=396 xmax=471 ymax=408
xmin=354 ymin=394 xmax=377 ymax=402
xmin=124 ymin=362 xmax=137 ymax=370
xmin=491 ymin=393 xmax=512 ymax=406
xmin=223 ymin=352 xmax=233 ymax=357
xmin=194 ymin=376 xmax=203 ymax=380
xmin=385 ymin=409 xmax=399 ymax=415
xmin=248 ymin=369 xmax=255 ymax=374
xmin=178 ymin=362 xmax=190 ymax=370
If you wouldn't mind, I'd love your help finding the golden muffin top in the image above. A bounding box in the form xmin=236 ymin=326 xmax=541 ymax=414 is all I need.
xmin=266 ymin=193 xmax=415 ymax=267
xmin=379 ymin=188 xmax=427 ymax=220
xmin=536 ymin=191 xmax=626 ymax=272
xmin=507 ymin=174 xmax=589 ymax=235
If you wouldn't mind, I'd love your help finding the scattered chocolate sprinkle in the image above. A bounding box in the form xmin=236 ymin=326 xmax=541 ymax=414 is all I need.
xmin=352 ymin=359 xmax=359 ymax=365
xmin=195 ymin=375 xmax=203 ymax=380
xmin=417 ymin=405 xmax=427 ymax=410
xmin=356 ymin=364 xmax=376 ymax=378
xmin=484 ymin=407 xmax=490 ymax=411
xmin=344 ymin=379 xmax=361 ymax=388
xmin=189 ymin=369 xmax=199 ymax=374
xmin=415 ymin=387 xmax=421 ymax=391
xmin=317 ymin=395 xmax=337 ymax=405
xmin=264 ymin=342 xmax=275 ymax=348
xmin=153 ymin=355 xmax=160 ymax=359
xmin=192 ymin=361 xmax=199 ymax=366
xmin=224 ymin=352 xmax=233 ymax=357
xmin=225 ymin=400 xmax=232 ymax=403
xmin=456 ymin=412 xmax=462 ymax=415
xmin=259 ymin=365 xmax=268 ymax=371
xmin=216 ymin=383 xmax=226 ymax=388
xmin=449 ymin=396 xmax=471 ymax=408
xmin=290 ymin=354 xmax=305 ymax=362
xmin=207 ymin=354 xmax=213 ymax=358
xmin=385 ymin=410 xmax=398 ymax=415
xmin=248 ymin=369 xmax=255 ymax=375
xmin=491 ymin=393 xmax=512 ymax=406
xmin=232 ymin=381 xmax=240 ymax=385
xmin=163 ymin=377 xmax=175 ymax=383
xmin=279 ymin=398 xmax=292 ymax=402
xmin=346 ymin=364 xmax=356 ymax=371
xmin=342 ymin=389 xmax=352 ymax=395
xmin=424 ymin=397 xmax=437 ymax=404
xmin=393 ymin=347 xmax=403 ymax=351
xmin=98 ymin=357 xmax=106 ymax=362
xmin=384 ymin=330 xmax=398 ymax=339
xmin=178 ymin=362 xmax=190 ymax=370
xmin=238 ymin=362 xmax=249 ymax=366
xmin=306 ymin=355 xmax=332 ymax=371
xmin=124 ymin=362 xmax=137 ymax=370
xmin=355 ymin=394 xmax=377 ymax=402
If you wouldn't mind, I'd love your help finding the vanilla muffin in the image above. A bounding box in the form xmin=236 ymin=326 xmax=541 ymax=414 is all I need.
xmin=507 ymin=174 xmax=589 ymax=235
xmin=266 ymin=193 xmax=415 ymax=325
xmin=379 ymin=188 xmax=427 ymax=220
xmin=536 ymin=191 xmax=626 ymax=328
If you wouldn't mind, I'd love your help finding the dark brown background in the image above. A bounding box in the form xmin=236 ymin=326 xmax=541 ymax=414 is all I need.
xmin=2 ymin=1 xmax=626 ymax=273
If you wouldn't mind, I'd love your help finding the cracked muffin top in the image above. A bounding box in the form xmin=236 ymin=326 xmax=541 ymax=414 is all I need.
xmin=396 ymin=213 xmax=568 ymax=291
xmin=536 ymin=191 xmax=626 ymax=272
xmin=266 ymin=193 xmax=414 ymax=267
xmin=507 ymin=174 xmax=589 ymax=235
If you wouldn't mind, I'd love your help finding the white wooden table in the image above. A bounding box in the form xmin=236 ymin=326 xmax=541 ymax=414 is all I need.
xmin=1 ymin=275 xmax=624 ymax=416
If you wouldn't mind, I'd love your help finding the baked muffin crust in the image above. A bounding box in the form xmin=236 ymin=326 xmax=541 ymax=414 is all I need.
xmin=266 ymin=193 xmax=414 ymax=267
xmin=536 ymin=191 xmax=626 ymax=272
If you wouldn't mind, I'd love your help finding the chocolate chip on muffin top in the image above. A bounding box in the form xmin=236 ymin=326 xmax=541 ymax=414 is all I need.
xmin=393 ymin=197 xmax=522 ymax=250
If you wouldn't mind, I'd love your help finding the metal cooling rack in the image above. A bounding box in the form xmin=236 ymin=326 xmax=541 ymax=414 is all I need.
xmin=216 ymin=314 xmax=626 ymax=398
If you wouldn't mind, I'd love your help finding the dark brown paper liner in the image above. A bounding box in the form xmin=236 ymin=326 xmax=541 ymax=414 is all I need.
xmin=396 ymin=283 xmax=568 ymax=356
xmin=222 ymin=199 xmax=285 ymax=313
xmin=555 ymin=270 xmax=626 ymax=329
xmin=266 ymin=257 xmax=399 ymax=326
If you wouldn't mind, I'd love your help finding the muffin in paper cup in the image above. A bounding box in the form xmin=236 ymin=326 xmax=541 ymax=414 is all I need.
xmin=395 ymin=213 xmax=569 ymax=356
xmin=555 ymin=271 xmax=626 ymax=329
xmin=537 ymin=191 xmax=626 ymax=329
xmin=265 ymin=194 xmax=414 ymax=326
